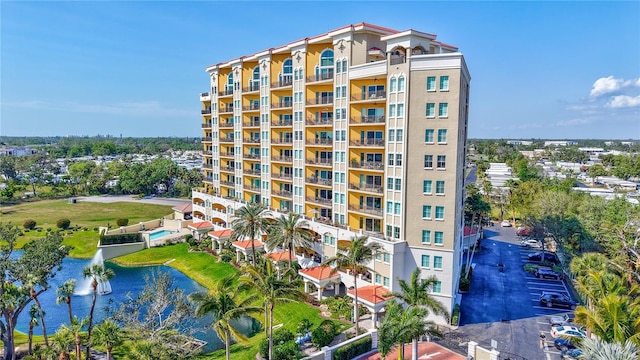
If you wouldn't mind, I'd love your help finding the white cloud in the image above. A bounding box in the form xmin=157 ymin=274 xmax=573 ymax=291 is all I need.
xmin=590 ymin=76 xmax=640 ymax=97
xmin=607 ymin=95 xmax=640 ymax=108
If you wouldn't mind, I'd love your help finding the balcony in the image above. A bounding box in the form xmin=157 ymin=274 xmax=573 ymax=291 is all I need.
xmin=218 ymin=88 xmax=234 ymax=97
xmin=203 ymin=164 xmax=213 ymax=170
xmin=220 ymin=166 xmax=236 ymax=173
xmin=306 ymin=138 xmax=333 ymax=146
xmin=305 ymin=158 xmax=332 ymax=166
xmin=271 ymin=172 xmax=293 ymax=181
xmin=351 ymin=91 xmax=386 ymax=102
xmin=244 ymin=185 xmax=261 ymax=192
xmin=390 ymin=57 xmax=406 ymax=65
xmin=272 ymin=189 xmax=292 ymax=198
xmin=243 ymin=169 xmax=261 ymax=176
xmin=307 ymin=70 xmax=334 ymax=83
xmin=200 ymin=92 xmax=211 ymax=101
xmin=220 ymin=137 xmax=234 ymax=143
xmin=242 ymin=120 xmax=260 ymax=127
xmin=219 ymin=122 xmax=234 ymax=128
xmin=306 ymin=116 xmax=333 ymax=126
xmin=243 ymin=137 xmax=261 ymax=144
xmin=272 ymin=138 xmax=293 ymax=145
xmin=271 ymin=119 xmax=292 ymax=127
xmin=244 ymin=153 xmax=260 ymax=160
xmin=348 ymin=204 xmax=383 ymax=217
xmin=271 ymin=101 xmax=293 ymax=109
xmin=306 ymin=96 xmax=334 ymax=106
xmin=271 ymin=156 xmax=292 ymax=163
xmin=201 ymin=109 xmax=212 ymax=115
xmin=201 ymin=137 xmax=212 ymax=142
xmin=271 ymin=78 xmax=293 ymax=88
xmin=220 ymin=106 xmax=234 ymax=113
xmin=306 ymin=177 xmax=333 ymax=186
xmin=243 ymin=104 xmax=260 ymax=111
xmin=220 ymin=180 xmax=234 ymax=186
xmin=350 ymin=161 xmax=385 ymax=171
xmin=242 ymin=82 xmax=260 ymax=92
xmin=219 ymin=152 xmax=235 ymax=158
xmin=349 ymin=183 xmax=383 ymax=194
xmin=203 ymin=150 xmax=212 ymax=156
xmin=349 ymin=116 xmax=386 ymax=125
xmin=306 ymin=196 xmax=332 ymax=206
xmin=204 ymin=175 xmax=213 ymax=182
xmin=349 ymin=139 xmax=385 ymax=147
xmin=201 ymin=122 xmax=212 ymax=128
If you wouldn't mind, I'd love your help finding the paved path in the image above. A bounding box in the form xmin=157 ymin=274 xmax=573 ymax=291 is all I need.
xmin=76 ymin=195 xmax=190 ymax=207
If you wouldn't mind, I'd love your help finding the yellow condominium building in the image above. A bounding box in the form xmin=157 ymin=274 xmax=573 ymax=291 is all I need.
xmin=193 ymin=23 xmax=470 ymax=325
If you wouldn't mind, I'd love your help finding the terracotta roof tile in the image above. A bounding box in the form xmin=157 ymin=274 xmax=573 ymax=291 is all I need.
xmin=264 ymin=251 xmax=294 ymax=263
xmin=189 ymin=221 xmax=214 ymax=230
xmin=299 ymin=266 xmax=340 ymax=281
xmin=347 ymin=285 xmax=393 ymax=305
xmin=232 ymin=239 xmax=264 ymax=250
xmin=172 ymin=203 xmax=192 ymax=213
xmin=208 ymin=229 xmax=233 ymax=238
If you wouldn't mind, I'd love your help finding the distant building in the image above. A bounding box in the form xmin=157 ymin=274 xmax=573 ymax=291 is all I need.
xmin=520 ymin=149 xmax=545 ymax=159
xmin=544 ymin=140 xmax=578 ymax=147
xmin=506 ymin=140 xmax=533 ymax=146
xmin=0 ymin=147 xmax=37 ymax=156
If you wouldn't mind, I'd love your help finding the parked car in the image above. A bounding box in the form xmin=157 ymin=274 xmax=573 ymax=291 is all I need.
xmin=521 ymin=239 xmax=542 ymax=248
xmin=540 ymin=292 xmax=578 ymax=309
xmin=501 ymin=220 xmax=512 ymax=227
xmin=549 ymin=313 xmax=575 ymax=326
xmin=535 ymin=267 xmax=562 ymax=280
xmin=551 ymin=325 xmax=586 ymax=339
xmin=561 ymin=349 xmax=582 ymax=359
xmin=554 ymin=337 xmax=576 ymax=350
xmin=528 ymin=252 xmax=559 ymax=264
xmin=516 ymin=226 xmax=531 ymax=236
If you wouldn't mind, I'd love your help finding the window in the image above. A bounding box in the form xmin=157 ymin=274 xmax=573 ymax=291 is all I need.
xmin=388 ymin=129 xmax=395 ymax=142
xmin=422 ymin=230 xmax=431 ymax=244
xmin=438 ymin=103 xmax=448 ymax=118
xmin=395 ymin=154 xmax=402 ymax=166
xmin=397 ymin=104 xmax=404 ymax=117
xmin=394 ymin=178 xmax=401 ymax=191
xmin=437 ymin=129 xmax=447 ymax=143
xmin=390 ymin=78 xmax=397 ymax=92
xmin=427 ymin=76 xmax=436 ymax=91
xmin=422 ymin=205 xmax=432 ymax=219
xmin=336 ymin=60 xmax=341 ymax=73
xmin=389 ymin=104 xmax=396 ymax=117
xmin=435 ymin=181 xmax=445 ymax=195
xmin=434 ymin=231 xmax=444 ymax=245
xmin=433 ymin=256 xmax=443 ymax=269
xmin=388 ymin=154 xmax=394 ymax=166
xmin=387 ymin=177 xmax=393 ymax=190
xmin=394 ymin=227 xmax=400 ymax=239
xmin=398 ymin=77 xmax=405 ymax=91
xmin=394 ymin=202 xmax=400 ymax=215
xmin=375 ymin=251 xmax=382 ymax=261
xmin=426 ymin=103 xmax=435 ymax=118
xmin=396 ymin=129 xmax=403 ymax=142
xmin=439 ymin=75 xmax=449 ymax=91
xmin=435 ymin=206 xmax=444 ymax=220
xmin=383 ymin=253 xmax=391 ymax=263
xmin=421 ymin=255 xmax=430 ymax=267
xmin=432 ymin=281 xmax=442 ymax=293
xmin=383 ymin=277 xmax=389 ymax=287
xmin=386 ymin=225 xmax=392 ymax=237
xmin=437 ymin=155 xmax=446 ymax=169
xmin=423 ymin=180 xmax=433 ymax=194
xmin=425 ymin=129 xmax=434 ymax=143
xmin=375 ymin=274 xmax=382 ymax=284
xmin=424 ymin=155 xmax=433 ymax=168
xmin=386 ymin=201 xmax=393 ymax=214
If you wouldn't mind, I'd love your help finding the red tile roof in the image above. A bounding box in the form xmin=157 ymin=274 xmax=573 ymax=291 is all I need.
xmin=208 ymin=229 xmax=233 ymax=239
xmin=189 ymin=221 xmax=214 ymax=230
xmin=172 ymin=203 xmax=192 ymax=213
xmin=299 ymin=266 xmax=340 ymax=281
xmin=264 ymin=251 xmax=295 ymax=263
xmin=232 ymin=239 xmax=264 ymax=250
xmin=348 ymin=285 xmax=393 ymax=305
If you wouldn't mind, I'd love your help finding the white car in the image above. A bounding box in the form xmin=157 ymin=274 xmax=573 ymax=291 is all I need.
xmin=520 ymin=239 xmax=542 ymax=248
xmin=551 ymin=326 xmax=586 ymax=339
xmin=501 ymin=220 xmax=512 ymax=227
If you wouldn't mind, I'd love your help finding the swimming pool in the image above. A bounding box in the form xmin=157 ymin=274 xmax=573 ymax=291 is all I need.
xmin=149 ymin=229 xmax=174 ymax=241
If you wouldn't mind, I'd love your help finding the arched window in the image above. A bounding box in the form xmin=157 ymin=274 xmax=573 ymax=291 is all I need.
xmin=227 ymin=73 xmax=234 ymax=85
xmin=316 ymin=49 xmax=334 ymax=80
xmin=249 ymin=67 xmax=260 ymax=91
xmin=283 ymin=59 xmax=293 ymax=75
xmin=320 ymin=49 xmax=334 ymax=67
xmin=280 ymin=59 xmax=293 ymax=86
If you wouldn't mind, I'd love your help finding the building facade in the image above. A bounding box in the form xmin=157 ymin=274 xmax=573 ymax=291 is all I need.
xmin=193 ymin=23 xmax=470 ymax=324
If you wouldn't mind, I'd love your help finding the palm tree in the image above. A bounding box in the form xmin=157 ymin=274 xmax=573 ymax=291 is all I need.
xmin=26 ymin=274 xmax=49 ymax=346
xmin=266 ymin=213 xmax=312 ymax=268
xmin=27 ymin=305 xmax=39 ymax=355
xmin=65 ymin=316 xmax=87 ymax=360
xmin=579 ymin=337 xmax=640 ymax=360
xmin=240 ymin=259 xmax=305 ymax=360
xmin=322 ymin=235 xmax=381 ymax=337
xmin=56 ymin=279 xmax=76 ymax=325
xmin=82 ymin=264 xmax=115 ymax=359
xmin=389 ymin=268 xmax=450 ymax=360
xmin=189 ymin=275 xmax=262 ymax=360
xmin=52 ymin=325 xmax=75 ymax=360
xmin=93 ymin=319 xmax=123 ymax=360
xmin=230 ymin=203 xmax=272 ymax=266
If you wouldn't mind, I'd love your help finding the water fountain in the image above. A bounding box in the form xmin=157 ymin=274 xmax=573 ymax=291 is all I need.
xmin=74 ymin=249 xmax=113 ymax=296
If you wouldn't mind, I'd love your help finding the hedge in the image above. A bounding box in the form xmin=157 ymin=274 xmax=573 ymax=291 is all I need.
xmin=333 ymin=336 xmax=372 ymax=360
xmin=311 ymin=320 xmax=337 ymax=348
xmin=100 ymin=233 xmax=142 ymax=246
xmin=56 ymin=218 xmax=71 ymax=230
xmin=23 ymin=219 xmax=37 ymax=230
xmin=259 ymin=328 xmax=294 ymax=359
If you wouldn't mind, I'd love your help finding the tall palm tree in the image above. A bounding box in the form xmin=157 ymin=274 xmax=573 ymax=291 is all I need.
xmin=189 ymin=275 xmax=262 ymax=360
xmin=266 ymin=213 xmax=312 ymax=268
xmin=56 ymin=279 xmax=76 ymax=325
xmin=230 ymin=203 xmax=272 ymax=266
xmin=240 ymin=259 xmax=305 ymax=360
xmin=322 ymin=235 xmax=381 ymax=337
xmin=52 ymin=324 xmax=75 ymax=360
xmin=93 ymin=319 xmax=123 ymax=360
xmin=26 ymin=274 xmax=49 ymax=346
xmin=66 ymin=316 xmax=87 ymax=360
xmin=82 ymin=264 xmax=115 ymax=360
xmin=579 ymin=337 xmax=640 ymax=360
xmin=27 ymin=305 xmax=39 ymax=355
xmin=389 ymin=268 xmax=450 ymax=360
xmin=575 ymin=293 xmax=640 ymax=345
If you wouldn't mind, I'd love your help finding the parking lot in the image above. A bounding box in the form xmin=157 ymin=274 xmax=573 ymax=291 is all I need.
xmin=457 ymin=225 xmax=578 ymax=360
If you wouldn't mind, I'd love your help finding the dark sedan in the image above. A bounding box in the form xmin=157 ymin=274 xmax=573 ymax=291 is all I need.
xmin=540 ymin=292 xmax=577 ymax=309
xmin=528 ymin=252 xmax=559 ymax=264
xmin=535 ymin=267 xmax=562 ymax=280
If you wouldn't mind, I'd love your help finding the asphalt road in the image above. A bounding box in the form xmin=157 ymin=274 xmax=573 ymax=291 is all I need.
xmin=456 ymin=225 xmax=575 ymax=360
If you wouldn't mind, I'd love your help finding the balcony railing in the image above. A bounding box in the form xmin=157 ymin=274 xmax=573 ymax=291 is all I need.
xmin=350 ymin=115 xmax=386 ymax=125
xmin=349 ymin=161 xmax=385 ymax=170
xmin=220 ymin=180 xmax=234 ymax=186
xmin=220 ymin=137 xmax=234 ymax=143
xmin=271 ymin=77 xmax=293 ymax=88
xmin=203 ymin=164 xmax=213 ymax=170
xmin=390 ymin=57 xmax=406 ymax=65
xmin=271 ymin=119 xmax=292 ymax=127
xmin=272 ymin=138 xmax=293 ymax=144
xmin=351 ymin=91 xmax=386 ymax=101
xmin=242 ymin=82 xmax=260 ymax=92
xmin=307 ymin=70 xmax=334 ymax=83
xmin=271 ymin=101 xmax=293 ymax=109
xmin=349 ymin=139 xmax=385 ymax=147
xmin=219 ymin=122 xmax=234 ymax=128
xmin=243 ymin=169 xmax=261 ymax=176
xmin=220 ymin=106 xmax=234 ymax=113
xmin=348 ymin=204 xmax=383 ymax=217
xmin=218 ymin=89 xmax=234 ymax=96
xmin=306 ymin=138 xmax=333 ymax=146
xmin=306 ymin=116 xmax=333 ymax=126
xmin=219 ymin=152 xmax=235 ymax=157
xmin=201 ymin=109 xmax=212 ymax=115
xmin=349 ymin=182 xmax=383 ymax=194
xmin=272 ymin=189 xmax=292 ymax=197
xmin=271 ymin=173 xmax=293 ymax=181
xmin=201 ymin=137 xmax=212 ymax=142
xmin=306 ymin=96 xmax=334 ymax=106
xmin=271 ymin=156 xmax=292 ymax=162
xmin=306 ymin=158 xmax=332 ymax=166
xmin=243 ymin=137 xmax=261 ymax=143
xmin=203 ymin=150 xmax=212 ymax=156
xmin=307 ymin=177 xmax=333 ymax=186
xmin=200 ymin=92 xmax=211 ymax=101
xmin=204 ymin=176 xmax=213 ymax=182
xmin=244 ymin=153 xmax=260 ymax=160
xmin=306 ymin=196 xmax=332 ymax=206
xmin=242 ymin=104 xmax=260 ymax=111
xmin=201 ymin=122 xmax=212 ymax=128
xmin=242 ymin=121 xmax=260 ymax=127
xmin=220 ymin=166 xmax=236 ymax=172
xmin=244 ymin=185 xmax=261 ymax=192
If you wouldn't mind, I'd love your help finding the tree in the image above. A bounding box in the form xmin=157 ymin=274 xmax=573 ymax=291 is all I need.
xmin=379 ymin=300 xmax=441 ymax=360
xmin=0 ymin=225 xmax=70 ymax=360
xmin=82 ymin=264 xmax=115 ymax=359
xmin=64 ymin=316 xmax=87 ymax=360
xmin=389 ymin=268 xmax=450 ymax=360
xmin=322 ymin=236 xmax=381 ymax=337
xmin=587 ymin=164 xmax=608 ymax=184
xmin=25 ymin=274 xmax=50 ymax=346
xmin=93 ymin=319 xmax=123 ymax=360
xmin=189 ymin=275 xmax=262 ymax=360
xmin=240 ymin=259 xmax=304 ymax=359
xmin=52 ymin=323 xmax=75 ymax=360
xmin=27 ymin=305 xmax=39 ymax=355
xmin=230 ymin=203 xmax=272 ymax=266
xmin=578 ymin=337 xmax=640 ymax=360
xmin=56 ymin=279 xmax=76 ymax=325
xmin=463 ymin=188 xmax=490 ymax=279
xmin=266 ymin=213 xmax=312 ymax=269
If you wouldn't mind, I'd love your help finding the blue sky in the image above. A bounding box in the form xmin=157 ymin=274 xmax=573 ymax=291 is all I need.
xmin=1 ymin=1 xmax=639 ymax=139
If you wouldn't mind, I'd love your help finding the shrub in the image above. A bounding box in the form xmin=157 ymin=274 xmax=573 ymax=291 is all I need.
xmin=311 ymin=320 xmax=337 ymax=348
xmin=333 ymin=336 xmax=372 ymax=360
xmin=259 ymin=328 xmax=295 ymax=359
xmin=523 ymin=263 xmax=538 ymax=274
xmin=116 ymin=218 xmax=129 ymax=227
xmin=46 ymin=228 xmax=52 ymax=232
xmin=321 ymin=296 xmax=353 ymax=320
xmin=219 ymin=249 xmax=234 ymax=263
xmin=273 ymin=341 xmax=301 ymax=360
xmin=56 ymin=218 xmax=71 ymax=230
xmin=297 ymin=319 xmax=312 ymax=335
xmin=451 ymin=304 xmax=461 ymax=326
xmin=459 ymin=277 xmax=470 ymax=292
xmin=23 ymin=219 xmax=37 ymax=230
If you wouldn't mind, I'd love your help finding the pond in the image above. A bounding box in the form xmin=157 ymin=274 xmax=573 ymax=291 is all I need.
xmin=15 ymin=254 xmax=260 ymax=353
